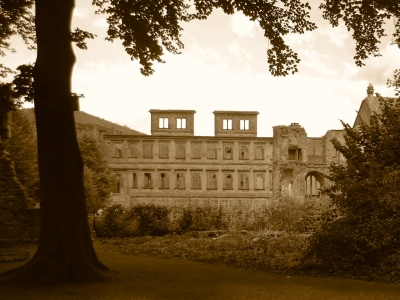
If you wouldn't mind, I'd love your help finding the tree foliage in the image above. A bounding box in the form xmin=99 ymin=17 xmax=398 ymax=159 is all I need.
xmin=304 ymin=95 xmax=400 ymax=281
xmin=320 ymin=0 xmax=400 ymax=66
xmin=93 ymin=0 xmax=316 ymax=76
xmin=78 ymin=134 xmax=116 ymax=214
xmin=9 ymin=109 xmax=40 ymax=202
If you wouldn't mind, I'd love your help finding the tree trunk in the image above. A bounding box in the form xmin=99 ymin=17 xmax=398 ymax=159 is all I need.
xmin=1 ymin=0 xmax=108 ymax=284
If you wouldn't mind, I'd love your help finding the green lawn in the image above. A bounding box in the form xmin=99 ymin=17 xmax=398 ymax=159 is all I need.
xmin=0 ymin=241 xmax=399 ymax=300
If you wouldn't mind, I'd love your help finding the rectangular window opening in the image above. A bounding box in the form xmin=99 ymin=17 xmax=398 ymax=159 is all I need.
xmin=176 ymin=118 xmax=187 ymax=129
xmin=192 ymin=173 xmax=202 ymax=189
xmin=224 ymin=145 xmax=233 ymax=160
xmin=159 ymin=118 xmax=169 ymax=129
xmin=239 ymin=173 xmax=249 ymax=190
xmin=223 ymin=119 xmax=233 ymax=130
xmin=224 ymin=174 xmax=233 ymax=190
xmin=240 ymin=120 xmax=250 ymax=130
xmin=159 ymin=173 xmax=169 ymax=189
xmin=176 ymin=173 xmax=185 ymax=189
xmin=144 ymin=173 xmax=152 ymax=188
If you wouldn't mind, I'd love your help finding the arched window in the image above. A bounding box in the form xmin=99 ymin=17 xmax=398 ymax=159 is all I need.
xmin=305 ymin=172 xmax=324 ymax=197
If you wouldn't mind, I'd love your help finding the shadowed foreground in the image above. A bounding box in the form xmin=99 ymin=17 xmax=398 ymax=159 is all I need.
xmin=0 ymin=241 xmax=399 ymax=300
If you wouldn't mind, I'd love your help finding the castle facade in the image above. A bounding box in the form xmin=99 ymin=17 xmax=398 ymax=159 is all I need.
xmin=104 ymin=108 xmax=345 ymax=209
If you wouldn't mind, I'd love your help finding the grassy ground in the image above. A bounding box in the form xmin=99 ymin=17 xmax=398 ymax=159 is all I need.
xmin=0 ymin=239 xmax=400 ymax=299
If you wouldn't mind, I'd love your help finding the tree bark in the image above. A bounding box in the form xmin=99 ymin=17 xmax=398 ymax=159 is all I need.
xmin=1 ymin=0 xmax=108 ymax=284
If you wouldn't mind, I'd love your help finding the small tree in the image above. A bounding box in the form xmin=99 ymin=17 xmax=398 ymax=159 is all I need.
xmin=304 ymin=95 xmax=400 ymax=280
xmin=9 ymin=109 xmax=40 ymax=203
xmin=79 ymin=134 xmax=115 ymax=215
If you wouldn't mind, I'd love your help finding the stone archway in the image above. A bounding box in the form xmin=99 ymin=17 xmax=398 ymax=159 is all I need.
xmin=305 ymin=171 xmax=325 ymax=197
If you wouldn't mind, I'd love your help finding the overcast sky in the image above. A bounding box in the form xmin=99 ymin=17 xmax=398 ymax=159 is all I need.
xmin=4 ymin=0 xmax=400 ymax=137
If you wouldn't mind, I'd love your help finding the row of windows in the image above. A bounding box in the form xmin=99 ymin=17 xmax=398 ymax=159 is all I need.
xmin=222 ymin=119 xmax=250 ymax=130
xmin=113 ymin=142 xmax=267 ymax=160
xmin=159 ymin=118 xmax=187 ymax=129
xmin=114 ymin=171 xmax=272 ymax=192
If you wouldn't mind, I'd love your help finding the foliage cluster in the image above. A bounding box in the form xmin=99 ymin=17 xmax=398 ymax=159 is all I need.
xmin=95 ymin=197 xmax=330 ymax=238
xmin=78 ymin=134 xmax=116 ymax=215
xmin=304 ymin=97 xmax=400 ymax=282
xmin=9 ymin=109 xmax=40 ymax=203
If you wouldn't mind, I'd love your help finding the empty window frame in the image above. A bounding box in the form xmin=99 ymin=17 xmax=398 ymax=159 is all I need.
xmin=127 ymin=172 xmax=138 ymax=189
xmin=223 ymin=173 xmax=233 ymax=190
xmin=175 ymin=143 xmax=186 ymax=159
xmin=223 ymin=145 xmax=233 ymax=160
xmin=191 ymin=173 xmax=202 ymax=189
xmin=113 ymin=144 xmax=122 ymax=158
xmin=176 ymin=172 xmax=186 ymax=189
xmin=176 ymin=118 xmax=187 ymax=129
xmin=207 ymin=172 xmax=218 ymax=190
xmin=144 ymin=173 xmax=152 ymax=188
xmin=240 ymin=120 xmax=250 ymax=130
xmin=128 ymin=142 xmax=139 ymax=158
xmin=255 ymin=145 xmax=264 ymax=160
xmin=159 ymin=118 xmax=169 ymax=129
xmin=269 ymin=170 xmax=273 ymax=190
xmin=159 ymin=143 xmax=169 ymax=159
xmin=223 ymin=119 xmax=233 ymax=130
xmin=254 ymin=173 xmax=264 ymax=190
xmin=288 ymin=148 xmax=302 ymax=161
xmin=207 ymin=143 xmax=217 ymax=159
xmin=239 ymin=145 xmax=249 ymax=160
xmin=159 ymin=172 xmax=169 ymax=189
xmin=113 ymin=174 xmax=121 ymax=193
xmin=143 ymin=143 xmax=153 ymax=158
xmin=191 ymin=143 xmax=202 ymax=159
xmin=239 ymin=173 xmax=249 ymax=190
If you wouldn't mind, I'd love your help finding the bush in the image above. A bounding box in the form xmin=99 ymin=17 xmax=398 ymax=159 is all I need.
xmin=95 ymin=198 xmax=329 ymax=238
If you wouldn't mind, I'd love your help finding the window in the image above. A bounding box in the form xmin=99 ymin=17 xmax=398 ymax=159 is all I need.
xmin=113 ymin=174 xmax=121 ymax=193
xmin=207 ymin=143 xmax=217 ymax=159
xmin=223 ymin=145 xmax=233 ymax=160
xmin=288 ymin=148 xmax=302 ymax=161
xmin=176 ymin=118 xmax=187 ymax=129
xmin=207 ymin=173 xmax=218 ymax=190
xmin=255 ymin=145 xmax=264 ymax=160
xmin=143 ymin=143 xmax=153 ymax=158
xmin=113 ymin=144 xmax=122 ymax=158
xmin=144 ymin=173 xmax=152 ymax=188
xmin=239 ymin=145 xmax=249 ymax=160
xmin=305 ymin=173 xmax=322 ymax=197
xmin=176 ymin=173 xmax=185 ymax=189
xmin=239 ymin=173 xmax=249 ymax=190
xmin=128 ymin=142 xmax=138 ymax=158
xmin=175 ymin=143 xmax=186 ymax=159
xmin=159 ymin=143 xmax=169 ymax=159
xmin=159 ymin=118 xmax=169 ymax=128
xmin=191 ymin=173 xmax=202 ymax=189
xmin=191 ymin=143 xmax=202 ymax=159
xmin=269 ymin=170 xmax=273 ymax=190
xmin=254 ymin=173 xmax=264 ymax=190
xmin=223 ymin=119 xmax=233 ymax=130
xmin=127 ymin=172 xmax=138 ymax=189
xmin=240 ymin=120 xmax=250 ymax=130
xmin=132 ymin=173 xmax=138 ymax=189
xmin=159 ymin=173 xmax=169 ymax=189
xmin=223 ymin=173 xmax=233 ymax=190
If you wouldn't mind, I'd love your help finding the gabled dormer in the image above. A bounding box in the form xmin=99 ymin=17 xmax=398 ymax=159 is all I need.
xmin=150 ymin=109 xmax=196 ymax=136
xmin=213 ymin=111 xmax=259 ymax=137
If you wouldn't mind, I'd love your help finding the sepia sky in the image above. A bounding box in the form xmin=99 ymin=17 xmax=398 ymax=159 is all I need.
xmin=4 ymin=0 xmax=400 ymax=137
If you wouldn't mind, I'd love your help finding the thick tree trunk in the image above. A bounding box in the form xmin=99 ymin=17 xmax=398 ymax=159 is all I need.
xmin=1 ymin=0 xmax=108 ymax=284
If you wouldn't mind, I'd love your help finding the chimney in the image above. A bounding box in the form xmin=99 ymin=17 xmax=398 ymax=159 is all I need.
xmin=367 ymin=83 xmax=374 ymax=102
